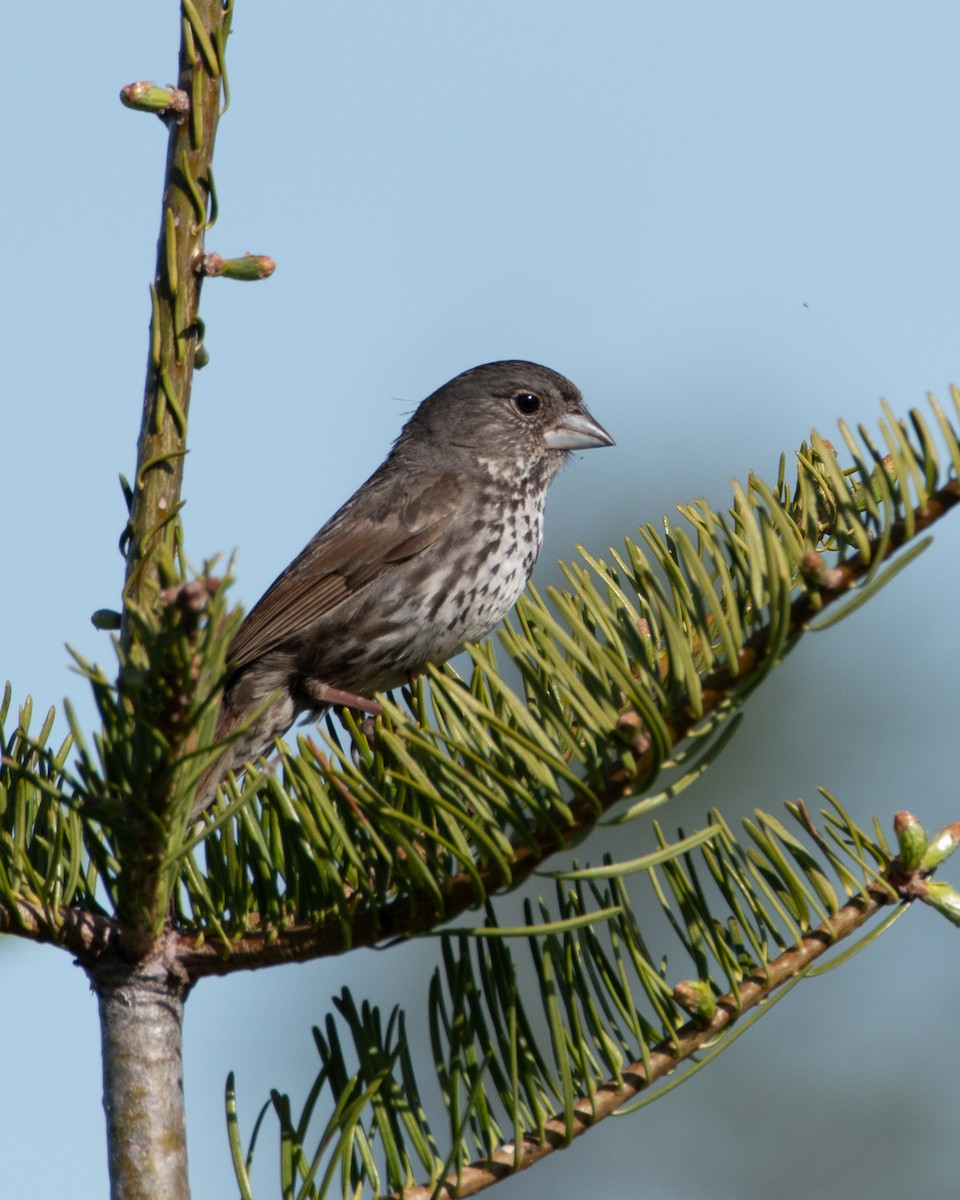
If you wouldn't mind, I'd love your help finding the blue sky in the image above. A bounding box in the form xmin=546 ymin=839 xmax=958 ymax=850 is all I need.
xmin=3 ymin=4 xmax=960 ymax=1198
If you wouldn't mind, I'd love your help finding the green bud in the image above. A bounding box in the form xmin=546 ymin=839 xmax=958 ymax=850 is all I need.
xmin=673 ymin=980 xmax=716 ymax=1022
xmin=91 ymin=609 xmax=122 ymax=631
xmin=920 ymin=823 xmax=960 ymax=872
xmin=198 ymin=253 xmax=276 ymax=281
xmin=920 ymin=880 xmax=960 ymax=927
xmin=119 ymin=82 xmax=189 ymax=117
xmin=893 ymin=810 xmax=927 ymax=873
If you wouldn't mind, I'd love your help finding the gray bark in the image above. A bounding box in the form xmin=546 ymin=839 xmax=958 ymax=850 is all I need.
xmin=91 ymin=950 xmax=191 ymax=1200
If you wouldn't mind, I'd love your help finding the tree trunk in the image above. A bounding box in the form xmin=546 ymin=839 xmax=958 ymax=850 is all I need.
xmin=91 ymin=950 xmax=191 ymax=1200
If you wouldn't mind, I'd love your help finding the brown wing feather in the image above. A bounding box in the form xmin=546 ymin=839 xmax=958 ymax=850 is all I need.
xmin=226 ymin=472 xmax=459 ymax=671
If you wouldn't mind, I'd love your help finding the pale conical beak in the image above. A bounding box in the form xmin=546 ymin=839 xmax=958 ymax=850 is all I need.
xmin=543 ymin=409 xmax=615 ymax=452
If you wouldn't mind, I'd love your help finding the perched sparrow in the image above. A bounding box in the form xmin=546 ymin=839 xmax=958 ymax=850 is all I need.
xmin=194 ymin=360 xmax=613 ymax=817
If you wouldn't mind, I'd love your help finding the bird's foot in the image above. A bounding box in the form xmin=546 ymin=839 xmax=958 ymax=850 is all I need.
xmin=302 ymin=680 xmax=384 ymax=716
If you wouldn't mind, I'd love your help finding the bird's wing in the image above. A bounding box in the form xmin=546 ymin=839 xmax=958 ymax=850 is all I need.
xmin=226 ymin=472 xmax=459 ymax=671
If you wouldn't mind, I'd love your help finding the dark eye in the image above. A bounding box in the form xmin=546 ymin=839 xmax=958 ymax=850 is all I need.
xmin=513 ymin=392 xmax=541 ymax=416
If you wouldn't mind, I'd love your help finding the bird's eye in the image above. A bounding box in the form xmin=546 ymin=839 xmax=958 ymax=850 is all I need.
xmin=513 ymin=392 xmax=541 ymax=416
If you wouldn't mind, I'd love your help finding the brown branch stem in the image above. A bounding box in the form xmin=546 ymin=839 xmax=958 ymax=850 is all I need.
xmin=0 ymin=894 xmax=118 ymax=959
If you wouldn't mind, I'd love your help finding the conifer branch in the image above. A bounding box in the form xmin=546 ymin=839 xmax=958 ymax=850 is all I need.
xmin=231 ymin=798 xmax=960 ymax=1199
xmin=120 ymin=1 xmax=232 ymax=630
xmin=177 ymin=474 xmax=960 ymax=974
xmin=399 ymin=885 xmax=889 ymax=1200
xmin=0 ymin=894 xmax=117 ymax=959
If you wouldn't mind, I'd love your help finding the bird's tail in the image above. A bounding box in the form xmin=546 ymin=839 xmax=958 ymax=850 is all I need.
xmin=190 ymin=689 xmax=297 ymax=821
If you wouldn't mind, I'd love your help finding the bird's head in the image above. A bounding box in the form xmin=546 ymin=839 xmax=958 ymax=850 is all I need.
xmin=398 ymin=360 xmax=614 ymax=484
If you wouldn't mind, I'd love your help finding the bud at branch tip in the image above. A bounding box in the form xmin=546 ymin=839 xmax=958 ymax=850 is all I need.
xmin=196 ymin=253 xmax=276 ymax=281
xmin=120 ymin=81 xmax=190 ymax=119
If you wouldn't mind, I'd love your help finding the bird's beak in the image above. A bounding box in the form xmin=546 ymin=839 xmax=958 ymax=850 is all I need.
xmin=543 ymin=410 xmax=615 ymax=452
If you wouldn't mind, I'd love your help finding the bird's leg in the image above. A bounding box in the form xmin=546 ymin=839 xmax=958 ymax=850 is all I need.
xmin=302 ymin=680 xmax=382 ymax=755
xmin=302 ymin=680 xmax=384 ymax=716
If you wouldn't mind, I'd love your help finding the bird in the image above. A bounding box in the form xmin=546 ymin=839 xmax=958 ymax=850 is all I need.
xmin=193 ymin=360 xmax=614 ymax=818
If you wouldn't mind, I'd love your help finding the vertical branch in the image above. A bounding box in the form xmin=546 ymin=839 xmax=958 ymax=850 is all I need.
xmin=122 ymin=0 xmax=231 ymax=638
xmin=97 ymin=10 xmax=234 ymax=1195
xmin=93 ymin=951 xmax=191 ymax=1200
